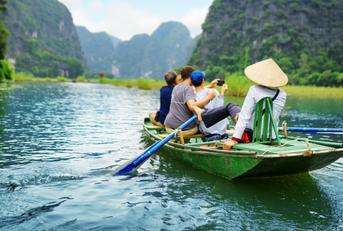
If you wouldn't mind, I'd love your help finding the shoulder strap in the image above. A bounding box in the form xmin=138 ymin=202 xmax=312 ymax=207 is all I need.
xmin=272 ymin=89 xmax=280 ymax=101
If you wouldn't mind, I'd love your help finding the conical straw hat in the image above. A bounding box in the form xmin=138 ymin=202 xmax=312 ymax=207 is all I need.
xmin=244 ymin=58 xmax=288 ymax=88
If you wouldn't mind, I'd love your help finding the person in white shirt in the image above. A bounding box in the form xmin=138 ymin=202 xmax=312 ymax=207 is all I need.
xmin=223 ymin=58 xmax=288 ymax=150
xmin=190 ymin=70 xmax=241 ymax=141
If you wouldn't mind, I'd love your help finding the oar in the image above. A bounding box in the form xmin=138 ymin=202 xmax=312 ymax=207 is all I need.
xmin=279 ymin=127 xmax=343 ymax=134
xmin=114 ymin=115 xmax=198 ymax=175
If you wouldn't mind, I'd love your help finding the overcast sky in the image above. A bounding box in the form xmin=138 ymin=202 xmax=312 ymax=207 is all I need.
xmin=59 ymin=0 xmax=213 ymax=40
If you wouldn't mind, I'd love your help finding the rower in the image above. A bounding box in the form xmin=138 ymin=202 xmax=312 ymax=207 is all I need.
xmin=224 ymin=58 xmax=288 ymax=150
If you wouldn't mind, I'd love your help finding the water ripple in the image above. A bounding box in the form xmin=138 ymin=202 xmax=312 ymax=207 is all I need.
xmin=0 ymin=200 xmax=67 ymax=229
xmin=0 ymin=83 xmax=342 ymax=230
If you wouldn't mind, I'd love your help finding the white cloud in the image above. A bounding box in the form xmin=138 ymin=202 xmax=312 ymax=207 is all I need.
xmin=59 ymin=0 xmax=209 ymax=40
xmin=180 ymin=8 xmax=208 ymax=37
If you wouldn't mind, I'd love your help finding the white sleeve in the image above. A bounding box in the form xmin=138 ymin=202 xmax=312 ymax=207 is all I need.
xmin=215 ymin=89 xmax=224 ymax=105
xmin=233 ymin=87 xmax=256 ymax=139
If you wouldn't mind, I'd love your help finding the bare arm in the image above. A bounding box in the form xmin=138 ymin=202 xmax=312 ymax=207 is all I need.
xmin=195 ymin=90 xmax=216 ymax=108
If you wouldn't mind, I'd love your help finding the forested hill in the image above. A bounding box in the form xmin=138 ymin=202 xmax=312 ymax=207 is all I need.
xmin=2 ymin=0 xmax=84 ymax=78
xmin=76 ymin=26 xmax=121 ymax=75
xmin=113 ymin=21 xmax=196 ymax=79
xmin=191 ymin=0 xmax=343 ymax=86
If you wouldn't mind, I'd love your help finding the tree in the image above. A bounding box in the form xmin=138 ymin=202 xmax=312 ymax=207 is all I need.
xmin=0 ymin=0 xmax=6 ymax=12
xmin=0 ymin=0 xmax=8 ymax=59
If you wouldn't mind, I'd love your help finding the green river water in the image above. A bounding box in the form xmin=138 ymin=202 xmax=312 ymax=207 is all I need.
xmin=0 ymin=83 xmax=342 ymax=230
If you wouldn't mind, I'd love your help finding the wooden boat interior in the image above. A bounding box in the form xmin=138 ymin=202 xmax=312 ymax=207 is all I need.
xmin=144 ymin=118 xmax=343 ymax=156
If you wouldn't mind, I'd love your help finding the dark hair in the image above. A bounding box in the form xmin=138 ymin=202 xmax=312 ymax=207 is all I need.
xmin=164 ymin=71 xmax=177 ymax=86
xmin=181 ymin=66 xmax=195 ymax=80
xmin=192 ymin=80 xmax=202 ymax=87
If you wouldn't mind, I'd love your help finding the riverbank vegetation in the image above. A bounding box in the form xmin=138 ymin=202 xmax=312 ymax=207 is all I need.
xmin=0 ymin=0 xmax=14 ymax=83
xmin=14 ymin=72 xmax=71 ymax=82
xmin=0 ymin=59 xmax=14 ymax=82
xmin=13 ymin=72 xmax=343 ymax=99
xmin=98 ymin=77 xmax=164 ymax=90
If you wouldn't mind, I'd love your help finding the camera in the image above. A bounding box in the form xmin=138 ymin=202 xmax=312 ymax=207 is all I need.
xmin=217 ymin=79 xmax=225 ymax=86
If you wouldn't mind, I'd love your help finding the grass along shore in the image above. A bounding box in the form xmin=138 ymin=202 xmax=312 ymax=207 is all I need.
xmin=13 ymin=72 xmax=343 ymax=99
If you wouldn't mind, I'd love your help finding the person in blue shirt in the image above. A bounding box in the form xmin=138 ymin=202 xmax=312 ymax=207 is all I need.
xmin=149 ymin=71 xmax=181 ymax=127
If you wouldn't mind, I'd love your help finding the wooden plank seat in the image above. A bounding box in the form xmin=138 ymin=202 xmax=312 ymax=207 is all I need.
xmin=159 ymin=132 xmax=204 ymax=144
xmin=145 ymin=125 xmax=165 ymax=129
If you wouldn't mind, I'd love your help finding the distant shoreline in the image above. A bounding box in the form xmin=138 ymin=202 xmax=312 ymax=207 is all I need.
xmin=13 ymin=73 xmax=343 ymax=99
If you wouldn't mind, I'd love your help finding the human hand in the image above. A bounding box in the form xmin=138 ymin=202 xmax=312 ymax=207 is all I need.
xmin=221 ymin=84 xmax=228 ymax=96
xmin=234 ymin=113 xmax=239 ymax=123
xmin=208 ymin=79 xmax=218 ymax=88
xmin=194 ymin=107 xmax=203 ymax=122
xmin=223 ymin=139 xmax=238 ymax=150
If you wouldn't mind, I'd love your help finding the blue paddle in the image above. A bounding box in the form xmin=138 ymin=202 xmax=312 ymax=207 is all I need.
xmin=114 ymin=115 xmax=198 ymax=175
xmin=280 ymin=127 xmax=343 ymax=134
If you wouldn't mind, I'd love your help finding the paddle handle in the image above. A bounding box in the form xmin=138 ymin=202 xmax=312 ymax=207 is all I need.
xmin=132 ymin=115 xmax=197 ymax=166
xmin=115 ymin=115 xmax=197 ymax=175
xmin=279 ymin=127 xmax=343 ymax=134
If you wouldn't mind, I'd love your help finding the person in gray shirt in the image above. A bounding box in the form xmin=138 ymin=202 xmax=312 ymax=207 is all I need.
xmin=164 ymin=66 xmax=216 ymax=134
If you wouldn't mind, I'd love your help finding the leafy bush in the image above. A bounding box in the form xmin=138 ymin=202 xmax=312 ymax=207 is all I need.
xmin=225 ymin=72 xmax=252 ymax=97
xmin=205 ymin=64 xmax=226 ymax=81
xmin=0 ymin=22 xmax=8 ymax=60
xmin=76 ymin=76 xmax=88 ymax=82
xmin=0 ymin=59 xmax=14 ymax=82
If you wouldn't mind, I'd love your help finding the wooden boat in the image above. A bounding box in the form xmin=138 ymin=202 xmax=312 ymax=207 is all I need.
xmin=143 ymin=118 xmax=343 ymax=180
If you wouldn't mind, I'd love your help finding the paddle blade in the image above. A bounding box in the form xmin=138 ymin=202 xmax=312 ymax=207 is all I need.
xmin=114 ymin=161 xmax=137 ymax=175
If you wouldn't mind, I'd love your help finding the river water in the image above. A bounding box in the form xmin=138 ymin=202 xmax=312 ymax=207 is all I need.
xmin=0 ymin=83 xmax=342 ymax=230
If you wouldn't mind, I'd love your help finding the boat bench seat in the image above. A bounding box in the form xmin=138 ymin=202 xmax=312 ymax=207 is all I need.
xmin=159 ymin=132 xmax=204 ymax=144
xmin=145 ymin=125 xmax=165 ymax=129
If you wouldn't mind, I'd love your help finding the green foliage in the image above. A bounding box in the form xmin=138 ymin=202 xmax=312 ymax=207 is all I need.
xmin=97 ymin=75 xmax=343 ymax=99
xmin=98 ymin=77 xmax=164 ymax=90
xmin=75 ymin=76 xmax=89 ymax=82
xmin=0 ymin=22 xmax=8 ymax=59
xmin=205 ymin=64 xmax=226 ymax=81
xmin=0 ymin=0 xmax=6 ymax=12
xmin=284 ymin=85 xmax=343 ymax=99
xmin=0 ymin=0 xmax=8 ymax=59
xmin=0 ymin=59 xmax=14 ymax=82
xmin=15 ymin=38 xmax=84 ymax=78
xmin=225 ymin=73 xmax=252 ymax=97
xmin=4 ymin=0 xmax=84 ymax=78
xmin=14 ymin=72 xmax=71 ymax=82
xmin=192 ymin=0 xmax=343 ymax=87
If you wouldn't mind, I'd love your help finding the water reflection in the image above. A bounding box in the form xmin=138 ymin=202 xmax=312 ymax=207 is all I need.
xmin=0 ymin=83 xmax=341 ymax=230
xmin=155 ymin=153 xmax=339 ymax=230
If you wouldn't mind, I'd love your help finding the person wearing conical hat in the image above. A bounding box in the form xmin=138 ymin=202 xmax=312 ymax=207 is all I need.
xmin=223 ymin=58 xmax=288 ymax=150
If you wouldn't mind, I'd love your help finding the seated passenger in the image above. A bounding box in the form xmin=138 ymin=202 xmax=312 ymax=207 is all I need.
xmin=149 ymin=71 xmax=182 ymax=127
xmin=191 ymin=71 xmax=241 ymax=141
xmin=223 ymin=58 xmax=288 ymax=150
xmin=164 ymin=66 xmax=216 ymax=136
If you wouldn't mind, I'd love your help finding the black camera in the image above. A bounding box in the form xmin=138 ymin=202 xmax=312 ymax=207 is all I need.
xmin=217 ymin=79 xmax=225 ymax=86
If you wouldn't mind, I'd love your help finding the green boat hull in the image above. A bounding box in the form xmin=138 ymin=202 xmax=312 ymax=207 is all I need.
xmin=143 ymin=119 xmax=343 ymax=180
